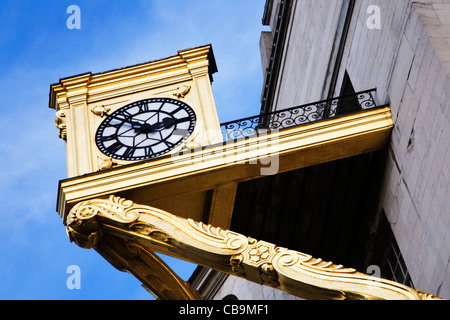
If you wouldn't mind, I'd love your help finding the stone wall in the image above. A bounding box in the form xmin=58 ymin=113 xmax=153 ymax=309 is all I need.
xmin=328 ymin=0 xmax=449 ymax=298
xmin=414 ymin=0 xmax=450 ymax=74
xmin=212 ymin=274 xmax=301 ymax=300
xmin=271 ymin=0 xmax=345 ymax=107
xmin=263 ymin=0 xmax=449 ymax=298
xmin=380 ymin=0 xmax=450 ymax=298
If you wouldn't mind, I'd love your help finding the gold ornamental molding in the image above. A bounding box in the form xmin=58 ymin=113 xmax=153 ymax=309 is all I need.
xmin=66 ymin=195 xmax=443 ymax=300
xmin=49 ymin=45 xmax=221 ymax=178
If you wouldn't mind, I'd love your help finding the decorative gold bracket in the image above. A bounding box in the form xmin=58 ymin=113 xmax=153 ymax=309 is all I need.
xmin=173 ymin=85 xmax=191 ymax=99
xmin=91 ymin=105 xmax=111 ymax=117
xmin=55 ymin=110 xmax=67 ymax=141
xmin=66 ymin=195 xmax=443 ymax=300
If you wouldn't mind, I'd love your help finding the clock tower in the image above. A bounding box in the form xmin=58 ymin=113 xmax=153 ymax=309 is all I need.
xmin=50 ymin=45 xmax=221 ymax=177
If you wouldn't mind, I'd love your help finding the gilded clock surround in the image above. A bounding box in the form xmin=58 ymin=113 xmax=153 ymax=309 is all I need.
xmin=50 ymin=45 xmax=221 ymax=178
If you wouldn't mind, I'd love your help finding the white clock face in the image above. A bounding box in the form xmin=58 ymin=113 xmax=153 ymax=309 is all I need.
xmin=95 ymin=98 xmax=196 ymax=161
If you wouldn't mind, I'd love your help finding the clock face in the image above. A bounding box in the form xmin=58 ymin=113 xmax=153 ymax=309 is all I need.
xmin=95 ymin=98 xmax=196 ymax=161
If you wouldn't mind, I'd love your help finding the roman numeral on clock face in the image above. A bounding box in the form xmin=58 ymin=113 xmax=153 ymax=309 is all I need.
xmin=144 ymin=147 xmax=154 ymax=157
xmin=105 ymin=142 xmax=123 ymax=154
xmin=122 ymin=147 xmax=135 ymax=159
xmin=102 ymin=133 xmax=117 ymax=142
xmin=140 ymin=102 xmax=149 ymax=112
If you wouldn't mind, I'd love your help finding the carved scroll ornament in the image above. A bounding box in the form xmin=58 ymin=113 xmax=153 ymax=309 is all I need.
xmin=55 ymin=110 xmax=67 ymax=141
xmin=173 ymin=85 xmax=191 ymax=99
xmin=91 ymin=105 xmax=111 ymax=117
xmin=66 ymin=195 xmax=444 ymax=300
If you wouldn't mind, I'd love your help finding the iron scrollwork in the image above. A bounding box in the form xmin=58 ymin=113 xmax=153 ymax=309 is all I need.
xmin=221 ymin=89 xmax=378 ymax=141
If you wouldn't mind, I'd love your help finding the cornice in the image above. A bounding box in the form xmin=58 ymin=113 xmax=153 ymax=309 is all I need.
xmin=49 ymin=44 xmax=216 ymax=110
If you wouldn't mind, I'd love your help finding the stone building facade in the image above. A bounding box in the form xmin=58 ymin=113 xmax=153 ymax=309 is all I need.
xmin=190 ymin=0 xmax=449 ymax=299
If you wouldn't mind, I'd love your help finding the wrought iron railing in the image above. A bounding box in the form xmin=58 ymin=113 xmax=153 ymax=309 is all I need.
xmin=220 ymin=89 xmax=378 ymax=141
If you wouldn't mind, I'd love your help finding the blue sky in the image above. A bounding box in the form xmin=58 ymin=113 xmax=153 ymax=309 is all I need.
xmin=0 ymin=0 xmax=267 ymax=299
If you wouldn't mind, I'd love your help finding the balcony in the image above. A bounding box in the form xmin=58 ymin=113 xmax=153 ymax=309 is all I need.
xmin=221 ymin=89 xmax=380 ymax=141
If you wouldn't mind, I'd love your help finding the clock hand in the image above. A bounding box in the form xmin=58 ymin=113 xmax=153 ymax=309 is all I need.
xmin=139 ymin=118 xmax=176 ymax=133
xmin=135 ymin=116 xmax=192 ymax=134
xmin=148 ymin=117 xmax=175 ymax=129
xmin=148 ymin=116 xmax=190 ymax=129
xmin=114 ymin=114 xmax=146 ymax=129
xmin=162 ymin=117 xmax=176 ymax=128
xmin=119 ymin=121 xmax=144 ymax=130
